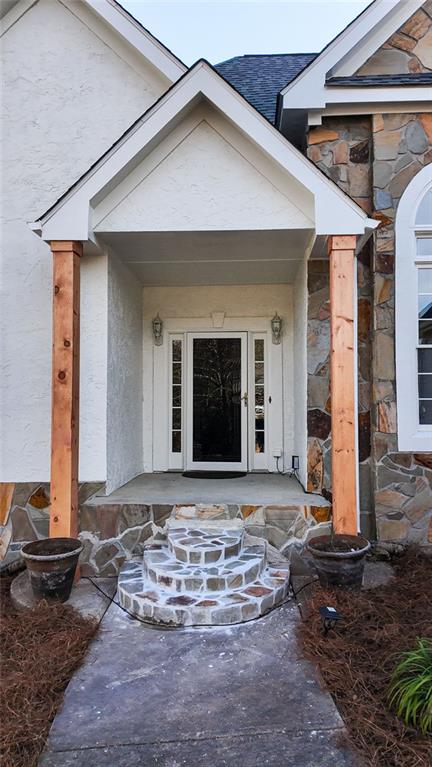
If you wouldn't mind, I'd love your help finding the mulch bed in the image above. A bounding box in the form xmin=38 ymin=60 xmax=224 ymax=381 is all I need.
xmin=297 ymin=548 xmax=432 ymax=767
xmin=0 ymin=573 xmax=98 ymax=767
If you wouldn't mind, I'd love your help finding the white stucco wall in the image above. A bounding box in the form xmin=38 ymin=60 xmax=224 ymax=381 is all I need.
xmin=293 ymin=258 xmax=308 ymax=488
xmin=0 ymin=0 xmax=168 ymax=481
xmin=142 ymin=285 xmax=294 ymax=473
xmin=106 ymin=253 xmax=143 ymax=494
xmin=96 ymin=118 xmax=313 ymax=233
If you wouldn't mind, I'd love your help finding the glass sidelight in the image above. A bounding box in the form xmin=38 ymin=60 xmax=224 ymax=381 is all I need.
xmin=254 ymin=338 xmax=265 ymax=453
xmin=171 ymin=338 xmax=183 ymax=453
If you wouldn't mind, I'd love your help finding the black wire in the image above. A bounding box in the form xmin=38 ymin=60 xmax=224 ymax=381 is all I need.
xmin=83 ymin=574 xmax=318 ymax=629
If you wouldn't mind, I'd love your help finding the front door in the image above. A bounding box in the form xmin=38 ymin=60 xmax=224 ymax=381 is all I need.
xmin=186 ymin=332 xmax=248 ymax=471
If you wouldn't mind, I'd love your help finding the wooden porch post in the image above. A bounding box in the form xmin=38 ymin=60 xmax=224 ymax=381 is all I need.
xmin=328 ymin=235 xmax=358 ymax=535
xmin=50 ymin=241 xmax=82 ymax=539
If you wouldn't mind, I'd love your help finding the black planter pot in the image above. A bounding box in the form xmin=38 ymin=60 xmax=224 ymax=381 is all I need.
xmin=306 ymin=534 xmax=370 ymax=590
xmin=21 ymin=537 xmax=83 ymax=603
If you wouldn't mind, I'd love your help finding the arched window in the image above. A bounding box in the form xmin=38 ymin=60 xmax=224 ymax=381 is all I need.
xmin=396 ymin=165 xmax=432 ymax=451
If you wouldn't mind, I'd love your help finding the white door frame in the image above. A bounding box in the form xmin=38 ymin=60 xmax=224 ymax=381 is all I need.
xmin=186 ymin=331 xmax=248 ymax=471
xmin=152 ymin=317 xmax=285 ymax=473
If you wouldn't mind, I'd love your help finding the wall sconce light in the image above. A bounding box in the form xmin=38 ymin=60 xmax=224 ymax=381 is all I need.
xmin=271 ymin=312 xmax=282 ymax=345
xmin=152 ymin=314 xmax=163 ymax=346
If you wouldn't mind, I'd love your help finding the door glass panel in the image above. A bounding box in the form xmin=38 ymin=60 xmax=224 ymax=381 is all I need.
xmin=171 ymin=339 xmax=182 ymax=453
xmin=193 ymin=337 xmax=242 ymax=462
xmin=254 ymin=338 xmax=265 ymax=454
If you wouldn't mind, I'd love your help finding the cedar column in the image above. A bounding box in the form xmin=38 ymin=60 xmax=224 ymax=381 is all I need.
xmin=50 ymin=241 xmax=82 ymax=539
xmin=328 ymin=235 xmax=358 ymax=535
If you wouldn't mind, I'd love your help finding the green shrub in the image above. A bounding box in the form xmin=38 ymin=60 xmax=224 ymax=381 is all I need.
xmin=388 ymin=638 xmax=432 ymax=735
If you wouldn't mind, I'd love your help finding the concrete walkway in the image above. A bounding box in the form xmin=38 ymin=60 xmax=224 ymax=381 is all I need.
xmin=39 ymin=597 xmax=360 ymax=766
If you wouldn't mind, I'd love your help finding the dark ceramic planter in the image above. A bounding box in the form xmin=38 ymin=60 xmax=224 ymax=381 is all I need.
xmin=307 ymin=534 xmax=370 ymax=590
xmin=21 ymin=537 xmax=83 ymax=603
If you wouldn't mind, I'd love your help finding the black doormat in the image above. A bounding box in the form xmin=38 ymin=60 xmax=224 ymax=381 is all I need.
xmin=182 ymin=471 xmax=247 ymax=479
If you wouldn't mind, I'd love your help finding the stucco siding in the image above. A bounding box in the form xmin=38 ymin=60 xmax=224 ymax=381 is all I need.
xmin=97 ymin=119 xmax=313 ymax=233
xmin=107 ymin=253 xmax=143 ymax=495
xmin=293 ymin=257 xmax=308 ymax=488
xmin=0 ymin=0 xmax=168 ymax=481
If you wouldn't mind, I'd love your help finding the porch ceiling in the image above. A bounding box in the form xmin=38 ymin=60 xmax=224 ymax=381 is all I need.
xmin=98 ymin=228 xmax=314 ymax=286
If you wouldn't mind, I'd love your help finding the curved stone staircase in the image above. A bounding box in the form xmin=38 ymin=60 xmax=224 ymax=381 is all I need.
xmin=118 ymin=504 xmax=290 ymax=627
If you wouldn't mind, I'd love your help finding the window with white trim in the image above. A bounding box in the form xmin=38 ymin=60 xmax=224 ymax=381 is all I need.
xmin=396 ymin=169 xmax=432 ymax=451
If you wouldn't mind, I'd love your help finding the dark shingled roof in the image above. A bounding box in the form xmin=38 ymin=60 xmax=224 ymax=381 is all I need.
xmin=215 ymin=53 xmax=316 ymax=123
xmin=326 ymin=73 xmax=432 ymax=87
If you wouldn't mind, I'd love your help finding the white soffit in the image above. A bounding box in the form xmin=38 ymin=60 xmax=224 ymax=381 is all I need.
xmin=1 ymin=0 xmax=186 ymax=83
xmin=280 ymin=0 xmax=427 ymax=111
xmin=33 ymin=62 xmax=376 ymax=240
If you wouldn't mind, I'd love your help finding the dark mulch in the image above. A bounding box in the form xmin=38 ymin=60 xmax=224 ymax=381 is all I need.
xmin=0 ymin=574 xmax=97 ymax=767
xmin=297 ymin=548 xmax=432 ymax=767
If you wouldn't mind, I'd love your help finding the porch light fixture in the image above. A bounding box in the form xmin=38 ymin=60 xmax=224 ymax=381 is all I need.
xmin=271 ymin=312 xmax=282 ymax=345
xmin=152 ymin=314 xmax=163 ymax=346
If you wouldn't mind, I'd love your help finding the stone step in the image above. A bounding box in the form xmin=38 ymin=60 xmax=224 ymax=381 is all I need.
xmin=118 ymin=559 xmax=290 ymax=627
xmin=167 ymin=525 xmax=244 ymax=565
xmin=143 ymin=542 xmax=265 ymax=594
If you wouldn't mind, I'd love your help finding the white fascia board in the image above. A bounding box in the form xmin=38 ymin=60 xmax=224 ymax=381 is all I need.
xmin=320 ymin=85 xmax=432 ymax=105
xmin=83 ymin=0 xmax=186 ymax=81
xmin=309 ymin=100 xmax=432 ymax=123
xmin=281 ymin=0 xmax=423 ymax=110
xmin=0 ymin=0 xmax=36 ymax=36
xmin=304 ymin=86 xmax=432 ymax=122
xmin=35 ymin=62 xmax=375 ymax=241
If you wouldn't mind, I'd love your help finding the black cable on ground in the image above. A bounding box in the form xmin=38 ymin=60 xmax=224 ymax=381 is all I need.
xmin=83 ymin=574 xmax=318 ymax=630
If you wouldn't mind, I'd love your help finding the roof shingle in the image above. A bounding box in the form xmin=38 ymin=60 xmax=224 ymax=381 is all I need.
xmin=215 ymin=53 xmax=316 ymax=123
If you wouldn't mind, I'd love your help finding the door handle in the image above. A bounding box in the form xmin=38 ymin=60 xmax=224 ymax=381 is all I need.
xmin=241 ymin=392 xmax=248 ymax=407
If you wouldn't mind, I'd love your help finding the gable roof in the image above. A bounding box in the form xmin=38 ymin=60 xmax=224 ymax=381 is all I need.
xmin=1 ymin=0 xmax=186 ymax=82
xmin=32 ymin=60 xmax=376 ymax=242
xmin=278 ymin=0 xmax=431 ymax=123
xmin=215 ymin=53 xmax=316 ymax=123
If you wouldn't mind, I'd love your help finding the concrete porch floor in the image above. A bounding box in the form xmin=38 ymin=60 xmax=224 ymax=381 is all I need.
xmin=94 ymin=472 xmax=330 ymax=507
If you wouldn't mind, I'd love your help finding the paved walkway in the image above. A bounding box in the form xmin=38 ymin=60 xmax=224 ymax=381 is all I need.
xmin=39 ymin=597 xmax=360 ymax=766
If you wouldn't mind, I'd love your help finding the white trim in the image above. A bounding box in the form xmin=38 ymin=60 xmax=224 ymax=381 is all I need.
xmin=0 ymin=0 xmax=36 ymax=36
xmin=84 ymin=0 xmax=186 ymax=81
xmin=396 ymin=164 xmax=432 ymax=452
xmin=153 ymin=318 xmax=284 ymax=473
xmin=280 ymin=0 xmax=424 ymax=111
xmin=308 ymin=102 xmax=432 ymax=125
xmin=33 ymin=62 xmax=376 ymax=240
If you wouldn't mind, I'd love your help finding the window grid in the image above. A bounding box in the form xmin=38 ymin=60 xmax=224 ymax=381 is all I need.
xmin=171 ymin=339 xmax=182 ymax=452
xmin=254 ymin=338 xmax=265 ymax=453
xmin=417 ymin=265 xmax=432 ymax=425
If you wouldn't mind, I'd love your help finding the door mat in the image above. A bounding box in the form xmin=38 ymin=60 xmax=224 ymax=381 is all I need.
xmin=182 ymin=471 xmax=247 ymax=479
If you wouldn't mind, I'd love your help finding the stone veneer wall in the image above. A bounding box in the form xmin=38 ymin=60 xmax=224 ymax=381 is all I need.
xmin=306 ymin=117 xmax=374 ymax=535
xmin=306 ymin=110 xmax=432 ymax=546
xmin=356 ymin=1 xmax=432 ymax=76
xmin=4 ymin=483 xmax=332 ymax=576
xmin=371 ymin=112 xmax=432 ymax=546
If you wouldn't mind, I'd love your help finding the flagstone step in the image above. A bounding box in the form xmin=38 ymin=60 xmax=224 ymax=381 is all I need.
xmin=143 ymin=542 xmax=265 ymax=594
xmin=167 ymin=525 xmax=244 ymax=565
xmin=118 ymin=560 xmax=290 ymax=627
